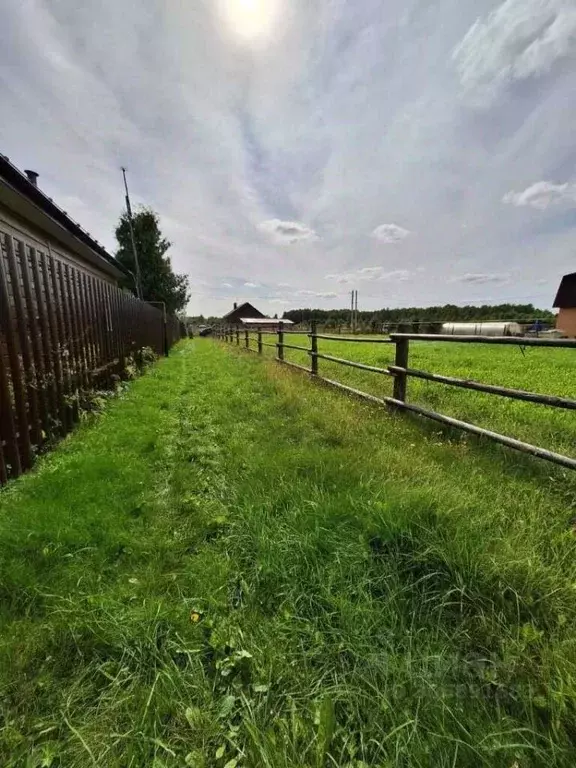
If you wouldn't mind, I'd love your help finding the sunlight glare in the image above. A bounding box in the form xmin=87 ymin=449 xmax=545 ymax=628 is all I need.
xmin=220 ymin=0 xmax=281 ymax=43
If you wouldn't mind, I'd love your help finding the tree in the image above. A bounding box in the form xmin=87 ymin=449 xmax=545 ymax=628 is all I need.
xmin=115 ymin=207 xmax=190 ymax=314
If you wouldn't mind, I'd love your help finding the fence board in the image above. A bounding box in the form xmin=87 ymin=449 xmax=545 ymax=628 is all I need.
xmin=0 ymin=333 xmax=21 ymax=478
xmin=5 ymin=235 xmax=41 ymax=445
xmin=0 ymin=235 xmax=33 ymax=469
xmin=49 ymin=255 xmax=74 ymax=428
xmin=31 ymin=248 xmax=59 ymax=435
xmin=60 ymin=262 xmax=82 ymax=410
xmin=20 ymin=242 xmax=50 ymax=441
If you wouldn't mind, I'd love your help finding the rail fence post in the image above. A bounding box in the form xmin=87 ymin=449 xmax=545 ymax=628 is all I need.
xmin=258 ymin=328 xmax=263 ymax=355
xmin=245 ymin=329 xmax=249 ymax=349
xmin=392 ymin=336 xmax=409 ymax=402
xmin=236 ymin=327 xmax=240 ymax=346
xmin=310 ymin=320 xmax=318 ymax=375
xmin=277 ymin=321 xmax=284 ymax=361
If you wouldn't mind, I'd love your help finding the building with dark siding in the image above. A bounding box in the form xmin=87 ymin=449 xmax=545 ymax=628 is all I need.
xmin=553 ymin=273 xmax=576 ymax=337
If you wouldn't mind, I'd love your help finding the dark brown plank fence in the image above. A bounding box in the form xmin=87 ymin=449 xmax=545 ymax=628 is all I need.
xmin=216 ymin=323 xmax=576 ymax=471
xmin=0 ymin=227 xmax=184 ymax=484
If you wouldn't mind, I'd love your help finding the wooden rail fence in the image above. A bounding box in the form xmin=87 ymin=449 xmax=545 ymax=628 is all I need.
xmin=0 ymin=227 xmax=183 ymax=484
xmin=216 ymin=323 xmax=576 ymax=472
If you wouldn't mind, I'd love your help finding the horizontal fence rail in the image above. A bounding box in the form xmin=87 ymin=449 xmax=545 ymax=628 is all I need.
xmin=215 ymin=322 xmax=576 ymax=472
xmin=388 ymin=366 xmax=576 ymax=410
xmin=0 ymin=227 xmax=184 ymax=484
xmin=391 ymin=333 xmax=576 ymax=348
xmin=314 ymin=334 xmax=395 ymax=343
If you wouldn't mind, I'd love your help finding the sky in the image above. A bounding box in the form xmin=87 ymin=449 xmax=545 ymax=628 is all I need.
xmin=1 ymin=0 xmax=575 ymax=317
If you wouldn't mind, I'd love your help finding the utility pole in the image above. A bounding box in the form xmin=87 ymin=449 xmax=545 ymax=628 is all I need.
xmin=351 ymin=290 xmax=358 ymax=332
xmin=121 ymin=167 xmax=142 ymax=299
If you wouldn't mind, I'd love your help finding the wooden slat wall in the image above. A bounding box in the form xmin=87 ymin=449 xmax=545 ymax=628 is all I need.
xmin=0 ymin=226 xmax=183 ymax=484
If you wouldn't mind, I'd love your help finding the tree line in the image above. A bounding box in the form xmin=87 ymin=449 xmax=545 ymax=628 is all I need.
xmin=282 ymin=304 xmax=556 ymax=331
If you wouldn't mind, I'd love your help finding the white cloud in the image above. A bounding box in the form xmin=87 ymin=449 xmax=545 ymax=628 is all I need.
xmin=502 ymin=181 xmax=576 ymax=209
xmin=326 ymin=267 xmax=411 ymax=284
xmin=244 ymin=281 xmax=260 ymax=288
xmin=258 ymin=219 xmax=318 ymax=244
xmin=296 ymin=290 xmax=338 ymax=298
xmin=453 ymin=0 xmax=576 ymax=107
xmin=452 ymin=273 xmax=511 ymax=285
xmin=371 ymin=223 xmax=411 ymax=243
xmin=269 ymin=298 xmax=291 ymax=305
xmin=222 ymin=282 xmax=233 ymax=288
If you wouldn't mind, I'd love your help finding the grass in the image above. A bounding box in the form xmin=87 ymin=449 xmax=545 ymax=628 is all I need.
xmin=254 ymin=332 xmax=576 ymax=459
xmin=1 ymin=338 xmax=576 ymax=766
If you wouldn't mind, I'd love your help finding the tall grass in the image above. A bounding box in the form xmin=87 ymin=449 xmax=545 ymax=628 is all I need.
xmin=1 ymin=339 xmax=576 ymax=766
xmin=256 ymin=332 xmax=576 ymax=459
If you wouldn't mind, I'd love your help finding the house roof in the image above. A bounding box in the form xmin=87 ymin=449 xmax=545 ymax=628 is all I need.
xmin=553 ymin=273 xmax=576 ymax=309
xmin=239 ymin=317 xmax=294 ymax=325
xmin=0 ymin=154 xmax=127 ymax=281
xmin=222 ymin=301 xmax=265 ymax=319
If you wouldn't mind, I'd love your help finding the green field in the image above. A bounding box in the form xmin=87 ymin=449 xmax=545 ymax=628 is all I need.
xmin=252 ymin=332 xmax=576 ymax=460
xmin=1 ymin=339 xmax=576 ymax=767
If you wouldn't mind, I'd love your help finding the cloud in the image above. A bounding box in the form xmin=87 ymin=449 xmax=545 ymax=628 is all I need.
xmin=1 ymin=0 xmax=572 ymax=317
xmin=452 ymin=273 xmax=511 ymax=285
xmin=244 ymin=281 xmax=260 ymax=287
xmin=326 ymin=267 xmax=411 ymax=284
xmin=296 ymin=290 xmax=338 ymax=298
xmin=371 ymin=224 xmax=411 ymax=243
xmin=269 ymin=298 xmax=291 ymax=305
xmin=258 ymin=219 xmax=318 ymax=244
xmin=502 ymin=181 xmax=576 ymax=209
xmin=453 ymin=0 xmax=576 ymax=107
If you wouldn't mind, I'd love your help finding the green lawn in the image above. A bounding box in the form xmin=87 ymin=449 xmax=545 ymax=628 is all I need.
xmin=1 ymin=339 xmax=576 ymax=767
xmin=252 ymin=332 xmax=576 ymax=459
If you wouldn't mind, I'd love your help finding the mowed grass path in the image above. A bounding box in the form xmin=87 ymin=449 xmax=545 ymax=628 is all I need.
xmin=2 ymin=340 xmax=576 ymax=767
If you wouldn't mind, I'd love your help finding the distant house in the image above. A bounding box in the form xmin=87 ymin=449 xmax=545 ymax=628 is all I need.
xmin=223 ymin=301 xmax=266 ymax=325
xmin=553 ymin=273 xmax=576 ymax=337
xmin=222 ymin=301 xmax=294 ymax=330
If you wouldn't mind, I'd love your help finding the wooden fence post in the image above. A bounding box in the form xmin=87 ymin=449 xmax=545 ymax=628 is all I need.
xmin=392 ymin=337 xmax=409 ymax=402
xmin=310 ymin=320 xmax=318 ymax=375
xmin=277 ymin=322 xmax=284 ymax=361
xmin=236 ymin=327 xmax=240 ymax=346
xmin=258 ymin=328 xmax=263 ymax=355
xmin=245 ymin=329 xmax=249 ymax=349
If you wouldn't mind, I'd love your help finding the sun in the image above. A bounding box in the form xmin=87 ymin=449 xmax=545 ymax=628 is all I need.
xmin=219 ymin=0 xmax=280 ymax=43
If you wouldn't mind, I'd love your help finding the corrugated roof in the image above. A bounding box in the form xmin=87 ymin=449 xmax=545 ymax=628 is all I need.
xmin=239 ymin=317 xmax=294 ymax=324
xmin=553 ymin=273 xmax=576 ymax=308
